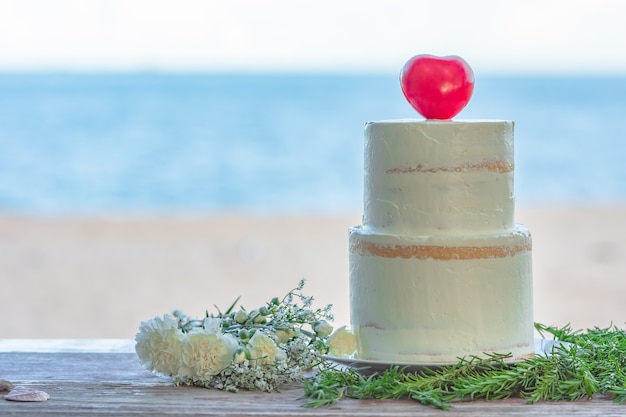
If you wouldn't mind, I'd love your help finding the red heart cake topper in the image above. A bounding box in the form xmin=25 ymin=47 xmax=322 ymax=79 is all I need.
xmin=400 ymin=54 xmax=475 ymax=120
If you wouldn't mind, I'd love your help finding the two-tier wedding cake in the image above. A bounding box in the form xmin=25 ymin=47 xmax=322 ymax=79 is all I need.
xmin=349 ymin=55 xmax=534 ymax=364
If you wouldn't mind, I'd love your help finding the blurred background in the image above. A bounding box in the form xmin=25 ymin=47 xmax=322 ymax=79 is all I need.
xmin=1 ymin=0 xmax=626 ymax=338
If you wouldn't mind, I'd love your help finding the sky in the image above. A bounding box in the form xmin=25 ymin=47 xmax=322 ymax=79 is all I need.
xmin=1 ymin=0 xmax=626 ymax=75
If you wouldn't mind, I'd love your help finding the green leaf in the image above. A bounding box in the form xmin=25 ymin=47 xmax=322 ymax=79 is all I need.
xmin=304 ymin=323 xmax=626 ymax=410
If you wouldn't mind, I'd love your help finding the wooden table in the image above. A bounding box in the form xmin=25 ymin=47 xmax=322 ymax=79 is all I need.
xmin=1 ymin=340 xmax=625 ymax=416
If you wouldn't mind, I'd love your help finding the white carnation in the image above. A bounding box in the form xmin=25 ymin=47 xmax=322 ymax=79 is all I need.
xmin=180 ymin=330 xmax=238 ymax=379
xmin=135 ymin=314 xmax=184 ymax=376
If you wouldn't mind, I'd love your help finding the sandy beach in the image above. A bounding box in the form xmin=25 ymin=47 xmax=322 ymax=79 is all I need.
xmin=2 ymin=206 xmax=626 ymax=338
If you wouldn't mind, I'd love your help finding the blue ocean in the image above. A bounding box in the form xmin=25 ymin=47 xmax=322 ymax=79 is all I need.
xmin=1 ymin=73 xmax=626 ymax=215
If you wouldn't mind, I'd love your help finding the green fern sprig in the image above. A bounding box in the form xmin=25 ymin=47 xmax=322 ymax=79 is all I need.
xmin=304 ymin=322 xmax=626 ymax=409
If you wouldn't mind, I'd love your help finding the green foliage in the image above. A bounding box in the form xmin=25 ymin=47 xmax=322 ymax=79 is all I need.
xmin=303 ymin=323 xmax=626 ymax=409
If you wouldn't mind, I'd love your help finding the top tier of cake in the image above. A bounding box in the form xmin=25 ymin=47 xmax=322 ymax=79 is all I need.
xmin=362 ymin=120 xmax=515 ymax=236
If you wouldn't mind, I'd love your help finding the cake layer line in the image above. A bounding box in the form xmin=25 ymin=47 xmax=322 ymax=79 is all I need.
xmin=351 ymin=240 xmax=532 ymax=260
xmin=386 ymin=160 xmax=514 ymax=174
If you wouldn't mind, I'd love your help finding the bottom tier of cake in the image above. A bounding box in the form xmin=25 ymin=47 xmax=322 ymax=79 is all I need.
xmin=349 ymin=225 xmax=534 ymax=363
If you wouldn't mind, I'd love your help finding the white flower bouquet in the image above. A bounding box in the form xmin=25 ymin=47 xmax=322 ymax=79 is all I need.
xmin=135 ymin=279 xmax=355 ymax=392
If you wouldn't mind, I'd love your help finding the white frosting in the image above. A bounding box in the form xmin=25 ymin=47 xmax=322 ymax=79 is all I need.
xmin=349 ymin=225 xmax=534 ymax=363
xmin=349 ymin=119 xmax=534 ymax=363
xmin=363 ymin=120 xmax=515 ymax=236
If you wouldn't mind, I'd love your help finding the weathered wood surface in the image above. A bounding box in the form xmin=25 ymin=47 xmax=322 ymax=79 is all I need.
xmin=1 ymin=341 xmax=626 ymax=416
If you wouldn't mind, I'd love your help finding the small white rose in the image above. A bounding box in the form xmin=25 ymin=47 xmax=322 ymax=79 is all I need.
xmin=313 ymin=320 xmax=333 ymax=338
xmin=274 ymin=329 xmax=295 ymax=344
xmin=327 ymin=325 xmax=357 ymax=358
xmin=234 ymin=310 xmax=248 ymax=324
xmin=203 ymin=317 xmax=222 ymax=334
xmin=248 ymin=331 xmax=285 ymax=366
xmin=233 ymin=347 xmax=248 ymax=364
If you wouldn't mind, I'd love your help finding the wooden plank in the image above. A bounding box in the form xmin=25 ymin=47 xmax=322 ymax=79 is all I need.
xmin=2 ymin=351 xmax=626 ymax=416
xmin=0 ymin=339 xmax=135 ymax=353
